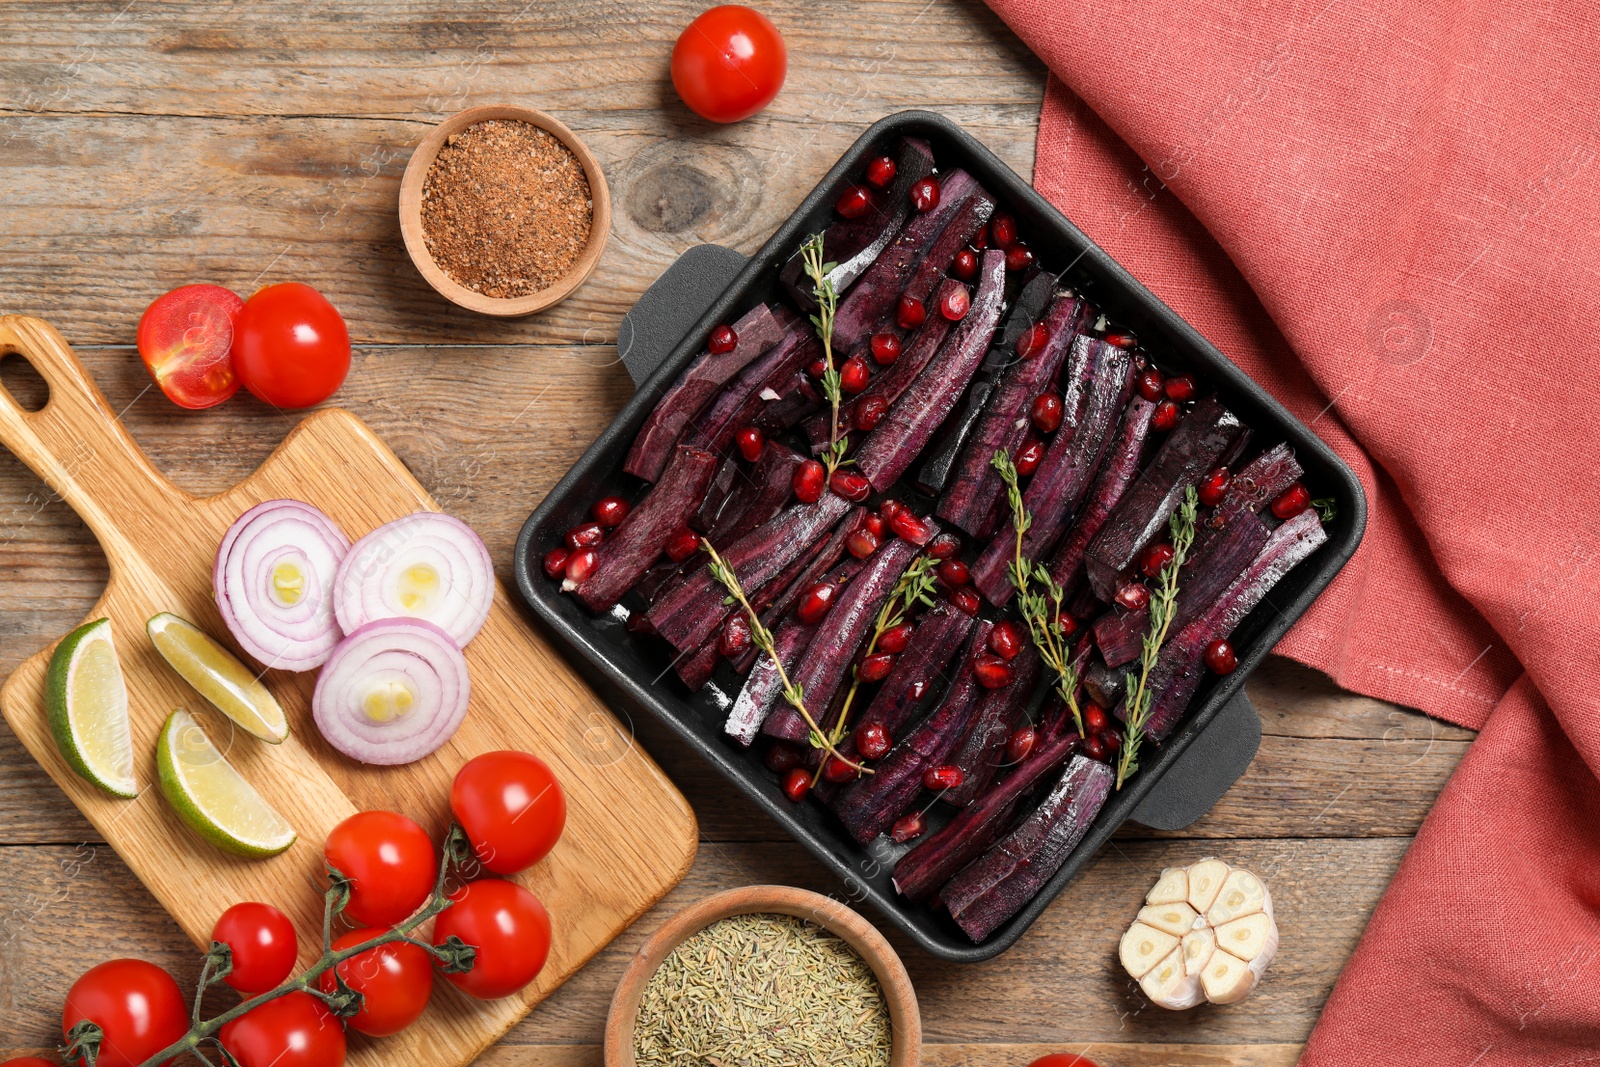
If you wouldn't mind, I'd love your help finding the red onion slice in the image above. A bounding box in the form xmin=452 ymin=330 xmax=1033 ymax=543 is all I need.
xmin=333 ymin=512 xmax=494 ymax=649
xmin=214 ymin=499 xmax=351 ymax=672
xmin=312 ymin=618 xmax=470 ymax=765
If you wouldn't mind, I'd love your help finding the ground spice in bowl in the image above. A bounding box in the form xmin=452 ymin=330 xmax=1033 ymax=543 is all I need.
xmin=419 ymin=118 xmax=594 ymax=299
xmin=633 ymin=912 xmax=893 ymax=1067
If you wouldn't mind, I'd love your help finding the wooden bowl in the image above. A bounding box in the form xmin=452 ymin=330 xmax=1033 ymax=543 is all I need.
xmin=397 ymin=104 xmax=611 ymax=317
xmin=605 ymin=885 xmax=922 ymax=1066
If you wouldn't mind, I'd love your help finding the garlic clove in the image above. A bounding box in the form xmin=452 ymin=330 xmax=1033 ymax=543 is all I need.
xmin=1206 ymin=867 xmax=1269 ymax=926
xmin=1215 ymin=912 xmax=1277 ymax=964
xmin=1200 ymin=949 xmax=1256 ymax=1004
xmin=1182 ymin=926 xmax=1216 ymax=978
xmin=1185 ymin=858 xmax=1230 ymax=914
xmin=1140 ymin=946 xmax=1206 ymax=1010
xmin=1146 ymin=866 xmax=1189 ymax=906
xmin=1119 ymin=921 xmax=1179 ymax=979
xmin=1137 ymin=902 xmax=1199 ymax=938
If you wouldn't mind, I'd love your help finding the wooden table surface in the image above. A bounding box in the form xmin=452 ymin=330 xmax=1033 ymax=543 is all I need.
xmin=0 ymin=2 xmax=1470 ymax=1063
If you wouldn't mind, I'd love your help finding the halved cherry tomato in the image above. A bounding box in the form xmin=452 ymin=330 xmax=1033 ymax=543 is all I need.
xmin=218 ymin=991 xmax=345 ymax=1067
xmin=136 ymin=284 xmax=244 ymax=409
xmin=61 ymin=959 xmax=188 ymax=1067
xmin=323 ymin=811 xmax=437 ymax=927
xmin=230 ymin=282 xmax=350 ymax=409
xmin=318 ymin=929 xmax=432 ymax=1037
xmin=451 ymin=750 xmax=567 ymax=875
xmin=212 ymin=901 xmax=298 ymax=994
xmin=670 ymin=5 xmax=787 ymax=123
xmin=432 ymin=878 xmax=551 ymax=1000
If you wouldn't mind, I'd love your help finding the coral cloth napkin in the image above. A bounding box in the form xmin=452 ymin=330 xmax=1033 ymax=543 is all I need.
xmin=979 ymin=0 xmax=1600 ymax=1060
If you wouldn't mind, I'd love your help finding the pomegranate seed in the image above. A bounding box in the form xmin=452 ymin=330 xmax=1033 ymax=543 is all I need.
xmin=839 ymin=356 xmax=870 ymax=394
xmin=1017 ymin=322 xmax=1050 ymax=360
xmin=823 ymin=755 xmax=860 ymax=783
xmin=991 ymin=211 xmax=1019 ymax=248
xmin=1205 ymin=638 xmax=1238 ymax=674
xmin=889 ymin=509 xmax=932 ymax=545
xmin=1104 ymin=332 xmax=1136 ymax=349
xmin=764 ymin=743 xmax=803 ymax=773
xmin=781 ymin=767 xmax=812 ymax=802
xmin=1031 ymin=392 xmax=1064 ymax=433
xmin=847 ymin=527 xmax=881 ymax=559
xmin=542 ymin=547 xmax=570 ymax=579
xmin=830 ymin=469 xmax=871 ymax=502
xmin=879 ymin=498 xmax=906 ymax=522
xmin=1006 ymin=726 xmax=1038 ymax=764
xmin=948 ymin=586 xmax=982 ymax=616
xmin=1140 ymin=541 xmax=1176 ymax=578
xmin=1135 ymin=367 xmax=1165 ymax=402
xmin=1101 ymin=728 xmax=1123 ymax=753
xmin=928 ymin=532 xmax=962 ymax=559
xmin=858 ymin=651 xmax=895 ymax=683
xmin=924 ymin=765 xmax=965 ymax=791
xmin=971 ymin=220 xmax=991 ymax=248
xmin=835 ymin=184 xmax=873 ymax=219
xmin=1004 ymin=242 xmax=1035 ymax=272
xmin=735 ymin=425 xmax=765 ymax=462
xmin=793 ymin=460 xmax=826 ymax=503
xmin=1083 ymin=734 xmax=1109 ymax=762
xmin=1150 ymin=399 xmax=1181 ymax=432
xmin=1014 ymin=437 xmax=1045 ymax=476
xmin=708 ymin=324 xmax=738 ymax=354
xmin=870 ymin=333 xmax=902 ymax=366
xmin=796 ymin=582 xmax=839 ymax=624
xmin=937 ymin=559 xmax=970 ymax=586
xmin=988 ymin=620 xmax=1024 ymax=661
xmin=897 ymin=294 xmax=927 ymax=329
xmin=864 ymin=155 xmax=897 ymax=189
xmin=938 ymin=285 xmax=971 ymax=321
xmin=951 ymin=248 xmax=979 ymax=281
xmin=910 ymin=175 xmax=941 ymax=212
xmin=973 ymin=653 xmax=1014 ymax=688
xmin=891 ymin=810 xmax=927 ymax=844
xmin=807 ymin=357 xmax=828 ymax=378
xmin=563 ymin=547 xmax=597 ymax=585
xmin=719 ymin=613 xmax=752 ymax=657
xmin=863 ymin=513 xmax=886 ymax=537
xmin=1114 ymin=582 xmax=1152 ymax=611
xmin=1272 ymin=482 xmax=1311 ymax=519
xmin=877 ymin=622 xmax=913 ymax=654
xmin=856 ymin=721 xmax=893 ymax=760
xmin=565 ymin=522 xmax=604 ymax=551
xmin=1056 ymin=612 xmax=1079 ymax=638
xmin=1198 ymin=467 xmax=1231 ymax=507
xmin=665 ymin=528 xmax=701 ymax=562
xmin=1164 ymin=373 xmax=1197 ymax=402
xmin=1084 ymin=704 xmax=1108 ymax=735
xmin=591 ymin=495 xmax=631 ymax=528
xmin=851 ymin=395 xmax=888 ymax=432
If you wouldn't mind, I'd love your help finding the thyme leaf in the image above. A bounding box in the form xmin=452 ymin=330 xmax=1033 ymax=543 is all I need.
xmin=800 ymin=232 xmax=849 ymax=478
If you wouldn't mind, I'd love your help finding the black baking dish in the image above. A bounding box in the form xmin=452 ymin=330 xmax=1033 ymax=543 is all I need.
xmin=513 ymin=110 xmax=1366 ymax=961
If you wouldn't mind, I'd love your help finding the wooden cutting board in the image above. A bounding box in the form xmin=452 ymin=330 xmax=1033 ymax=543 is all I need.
xmin=0 ymin=315 xmax=698 ymax=1065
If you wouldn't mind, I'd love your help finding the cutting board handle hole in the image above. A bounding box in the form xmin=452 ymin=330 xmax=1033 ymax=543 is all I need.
xmin=0 ymin=349 xmax=49 ymax=413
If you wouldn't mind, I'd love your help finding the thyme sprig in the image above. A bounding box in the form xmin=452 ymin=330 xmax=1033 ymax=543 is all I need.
xmin=702 ymin=538 xmax=870 ymax=775
xmin=1116 ymin=485 xmax=1199 ymax=790
xmin=799 ymin=232 xmax=850 ymax=478
xmin=993 ymin=451 xmax=1085 ymax=736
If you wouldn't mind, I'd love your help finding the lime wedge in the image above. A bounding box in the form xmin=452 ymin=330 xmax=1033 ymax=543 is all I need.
xmin=156 ymin=708 xmax=296 ymax=858
xmin=46 ymin=618 xmax=137 ymax=798
xmin=147 ymin=613 xmax=288 ymax=744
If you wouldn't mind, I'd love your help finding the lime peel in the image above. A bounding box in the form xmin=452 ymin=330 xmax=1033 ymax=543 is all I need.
xmin=156 ymin=708 xmax=296 ymax=858
xmin=46 ymin=617 xmax=137 ymax=798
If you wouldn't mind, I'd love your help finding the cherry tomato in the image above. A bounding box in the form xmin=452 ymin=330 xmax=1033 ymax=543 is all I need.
xmin=670 ymin=5 xmax=787 ymax=123
xmin=317 ymin=929 xmax=432 ymax=1037
xmin=218 ymin=991 xmax=345 ymax=1067
xmin=212 ymin=901 xmax=298 ymax=994
xmin=61 ymin=959 xmax=188 ymax=1067
xmin=432 ymin=878 xmax=551 ymax=1000
xmin=136 ymin=284 xmax=244 ymax=409
xmin=323 ymin=811 xmax=438 ymax=927
xmin=230 ymin=282 xmax=351 ymax=409
xmin=1027 ymin=1057 xmax=1100 ymax=1067
xmin=451 ymin=751 xmax=567 ymax=876
xmin=2 ymin=1059 xmax=60 ymax=1067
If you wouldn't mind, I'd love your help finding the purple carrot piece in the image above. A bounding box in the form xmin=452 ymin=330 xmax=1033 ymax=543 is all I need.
xmin=780 ymin=138 xmax=936 ymax=311
xmin=1092 ymin=605 xmax=1148 ymax=670
xmin=575 ymin=445 xmax=718 ymax=612
xmin=732 ymin=509 xmax=868 ymax=673
xmin=1170 ymin=507 xmax=1272 ymax=635
xmin=944 ymin=754 xmax=1113 ymax=942
xmin=762 ymin=536 xmax=928 ymax=742
xmin=679 ymin=329 xmax=821 ymax=457
xmin=938 ymin=293 xmax=1089 ymax=535
xmin=751 ymin=371 xmax=823 ymax=433
xmin=892 ymin=728 xmax=1080 ymax=900
xmin=855 ymin=250 xmax=1008 ymax=491
xmin=675 ymin=634 xmax=722 ymax=691
xmin=941 ymin=642 xmax=1042 ymax=806
xmin=647 ymin=495 xmax=851 ymax=652
xmin=624 ymin=305 xmax=786 ymax=482
xmin=1047 ymin=397 xmax=1160 ymax=594
xmin=832 ymin=170 xmax=983 ymax=352
xmin=1082 ymin=656 xmax=1125 ymax=710
xmin=693 ymin=454 xmax=741 ymax=533
xmin=1084 ymin=395 xmax=1246 ymax=601
xmin=1193 ymin=442 xmax=1304 ymax=549
xmin=724 ymin=617 xmax=815 ymax=746
xmin=833 ymin=622 xmax=994 ymax=843
xmin=713 ymin=441 xmax=805 ymax=546
xmin=901 ymin=193 xmax=996 ymax=306
xmin=971 ymin=343 xmax=1133 ymax=603
xmin=1139 ymin=509 xmax=1328 ymax=741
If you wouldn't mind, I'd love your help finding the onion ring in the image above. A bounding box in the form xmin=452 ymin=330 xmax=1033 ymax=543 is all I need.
xmin=333 ymin=512 xmax=494 ymax=648
xmin=311 ymin=617 xmax=470 ymax=765
xmin=214 ymin=499 xmax=350 ymax=671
